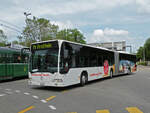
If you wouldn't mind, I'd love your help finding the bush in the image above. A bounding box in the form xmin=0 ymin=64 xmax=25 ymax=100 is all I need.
xmin=137 ymin=61 xmax=147 ymax=66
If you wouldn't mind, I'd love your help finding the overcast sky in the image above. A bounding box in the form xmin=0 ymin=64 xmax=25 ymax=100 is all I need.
xmin=0 ymin=0 xmax=150 ymax=52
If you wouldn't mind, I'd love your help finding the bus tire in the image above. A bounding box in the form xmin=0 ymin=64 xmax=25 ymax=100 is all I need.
xmin=110 ymin=69 xmax=113 ymax=78
xmin=127 ymin=68 xmax=131 ymax=75
xmin=80 ymin=73 xmax=88 ymax=86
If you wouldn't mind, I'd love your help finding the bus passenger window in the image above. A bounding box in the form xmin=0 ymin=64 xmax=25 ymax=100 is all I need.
xmin=98 ymin=56 xmax=102 ymax=66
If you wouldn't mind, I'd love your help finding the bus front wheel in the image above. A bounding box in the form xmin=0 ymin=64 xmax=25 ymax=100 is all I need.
xmin=80 ymin=74 xmax=87 ymax=86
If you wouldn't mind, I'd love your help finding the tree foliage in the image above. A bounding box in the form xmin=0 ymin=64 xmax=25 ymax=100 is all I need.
xmin=144 ymin=38 xmax=150 ymax=60
xmin=137 ymin=38 xmax=150 ymax=61
xmin=22 ymin=17 xmax=59 ymax=46
xmin=0 ymin=29 xmax=7 ymax=46
xmin=20 ymin=17 xmax=86 ymax=46
xmin=56 ymin=28 xmax=86 ymax=44
xmin=136 ymin=47 xmax=144 ymax=61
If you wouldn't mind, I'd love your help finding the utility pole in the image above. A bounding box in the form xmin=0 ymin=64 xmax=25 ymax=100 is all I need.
xmin=24 ymin=12 xmax=31 ymax=46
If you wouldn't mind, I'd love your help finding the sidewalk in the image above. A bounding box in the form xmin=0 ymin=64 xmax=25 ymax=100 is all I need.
xmin=137 ymin=65 xmax=150 ymax=71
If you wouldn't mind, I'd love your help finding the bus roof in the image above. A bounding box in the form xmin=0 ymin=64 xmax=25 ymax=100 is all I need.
xmin=31 ymin=40 xmax=136 ymax=56
xmin=117 ymin=51 xmax=136 ymax=56
xmin=31 ymin=40 xmax=115 ymax=53
xmin=0 ymin=47 xmax=21 ymax=54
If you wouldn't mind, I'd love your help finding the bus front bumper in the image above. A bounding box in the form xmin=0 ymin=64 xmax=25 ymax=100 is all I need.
xmin=28 ymin=79 xmax=68 ymax=87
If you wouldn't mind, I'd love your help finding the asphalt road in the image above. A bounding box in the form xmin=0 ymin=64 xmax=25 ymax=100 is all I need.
xmin=0 ymin=67 xmax=150 ymax=113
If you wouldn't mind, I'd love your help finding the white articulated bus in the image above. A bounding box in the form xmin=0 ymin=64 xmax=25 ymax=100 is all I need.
xmin=28 ymin=40 xmax=137 ymax=87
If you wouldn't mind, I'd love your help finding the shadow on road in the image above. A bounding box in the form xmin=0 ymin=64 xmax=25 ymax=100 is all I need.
xmin=0 ymin=77 xmax=28 ymax=83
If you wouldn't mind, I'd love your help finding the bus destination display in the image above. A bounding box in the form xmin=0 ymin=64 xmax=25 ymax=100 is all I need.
xmin=32 ymin=43 xmax=52 ymax=50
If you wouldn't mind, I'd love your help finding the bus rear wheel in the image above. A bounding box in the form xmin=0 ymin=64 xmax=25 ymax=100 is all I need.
xmin=110 ymin=70 xmax=113 ymax=78
xmin=127 ymin=68 xmax=131 ymax=75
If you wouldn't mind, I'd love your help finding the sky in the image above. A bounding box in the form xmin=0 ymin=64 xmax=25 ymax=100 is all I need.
xmin=0 ymin=0 xmax=150 ymax=52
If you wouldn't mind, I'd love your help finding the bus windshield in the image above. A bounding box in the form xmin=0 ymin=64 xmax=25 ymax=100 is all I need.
xmin=31 ymin=42 xmax=58 ymax=73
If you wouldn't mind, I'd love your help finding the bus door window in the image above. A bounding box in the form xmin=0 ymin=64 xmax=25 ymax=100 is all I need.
xmin=37 ymin=55 xmax=41 ymax=69
xmin=17 ymin=56 xmax=21 ymax=63
xmin=7 ymin=54 xmax=11 ymax=63
xmin=60 ymin=43 xmax=73 ymax=74
xmin=71 ymin=50 xmax=76 ymax=68
xmin=80 ymin=57 xmax=85 ymax=67
xmin=98 ymin=56 xmax=103 ymax=66
xmin=0 ymin=54 xmax=5 ymax=63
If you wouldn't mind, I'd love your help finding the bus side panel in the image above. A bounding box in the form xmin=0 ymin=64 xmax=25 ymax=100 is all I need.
xmin=6 ymin=63 xmax=13 ymax=79
xmin=0 ymin=64 xmax=6 ymax=80
xmin=63 ymin=68 xmax=82 ymax=86
xmin=114 ymin=52 xmax=119 ymax=75
xmin=62 ymin=67 xmax=100 ymax=86
xmin=63 ymin=67 xmax=104 ymax=86
xmin=13 ymin=64 xmax=28 ymax=78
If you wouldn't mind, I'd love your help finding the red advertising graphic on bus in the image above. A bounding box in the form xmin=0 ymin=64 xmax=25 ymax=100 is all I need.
xmin=104 ymin=60 xmax=109 ymax=75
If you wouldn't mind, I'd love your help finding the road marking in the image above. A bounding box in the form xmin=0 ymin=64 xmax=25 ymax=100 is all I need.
xmin=49 ymin=105 xmax=56 ymax=110
xmin=96 ymin=110 xmax=110 ymax=113
xmin=67 ymin=112 xmax=77 ymax=113
xmin=5 ymin=92 xmax=13 ymax=94
xmin=24 ymin=92 xmax=30 ymax=95
xmin=5 ymin=89 xmax=11 ymax=91
xmin=46 ymin=96 xmax=56 ymax=102
xmin=126 ymin=107 xmax=143 ymax=113
xmin=40 ymin=99 xmax=47 ymax=103
xmin=15 ymin=90 xmax=21 ymax=93
xmin=32 ymin=95 xmax=39 ymax=99
xmin=18 ymin=106 xmax=35 ymax=113
xmin=0 ymin=94 xmax=6 ymax=97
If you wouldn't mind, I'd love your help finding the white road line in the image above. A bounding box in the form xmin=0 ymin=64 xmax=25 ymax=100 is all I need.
xmin=5 ymin=89 xmax=11 ymax=91
xmin=15 ymin=90 xmax=21 ymax=93
xmin=24 ymin=92 xmax=30 ymax=95
xmin=32 ymin=95 xmax=39 ymax=99
xmin=49 ymin=105 xmax=56 ymax=110
xmin=5 ymin=92 xmax=13 ymax=94
xmin=40 ymin=100 xmax=47 ymax=103
xmin=0 ymin=94 xmax=6 ymax=97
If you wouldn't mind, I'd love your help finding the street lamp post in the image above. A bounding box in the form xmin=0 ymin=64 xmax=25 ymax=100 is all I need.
xmin=24 ymin=12 xmax=31 ymax=46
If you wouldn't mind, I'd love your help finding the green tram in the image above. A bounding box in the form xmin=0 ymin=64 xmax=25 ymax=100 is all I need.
xmin=0 ymin=47 xmax=29 ymax=81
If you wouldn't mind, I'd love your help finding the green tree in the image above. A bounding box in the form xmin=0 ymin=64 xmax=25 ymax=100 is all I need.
xmin=12 ymin=40 xmax=19 ymax=44
xmin=144 ymin=38 xmax=150 ymax=60
xmin=22 ymin=17 xmax=59 ymax=46
xmin=21 ymin=16 xmax=86 ymax=46
xmin=0 ymin=29 xmax=7 ymax=46
xmin=136 ymin=46 xmax=144 ymax=61
xmin=56 ymin=28 xmax=86 ymax=44
xmin=137 ymin=37 xmax=150 ymax=61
